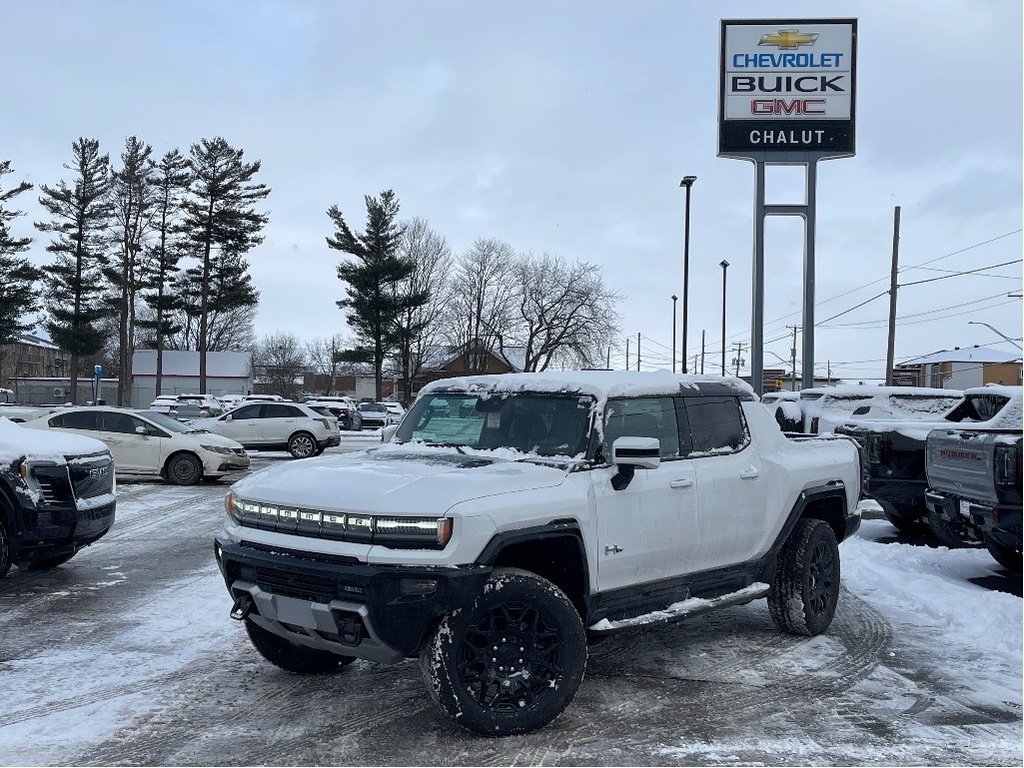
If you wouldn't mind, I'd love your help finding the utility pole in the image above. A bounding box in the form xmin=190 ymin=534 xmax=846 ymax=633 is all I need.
xmin=691 ymin=353 xmax=699 ymax=373
xmin=700 ymin=330 xmax=706 ymax=374
xmin=731 ymin=341 xmax=747 ymax=378
xmin=637 ymin=332 xmax=641 ymax=371
xmin=625 ymin=337 xmax=630 ymax=371
xmin=885 ymin=205 xmax=901 ymax=386
xmin=606 ymin=345 xmax=612 ymax=369
xmin=787 ymin=325 xmax=800 ymax=391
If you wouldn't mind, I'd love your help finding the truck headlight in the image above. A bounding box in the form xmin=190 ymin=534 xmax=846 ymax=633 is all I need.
xmin=375 ymin=517 xmax=452 ymax=547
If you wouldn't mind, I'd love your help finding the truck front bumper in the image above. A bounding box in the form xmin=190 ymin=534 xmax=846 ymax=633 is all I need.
xmin=12 ymin=499 xmax=116 ymax=564
xmin=214 ymin=537 xmax=492 ymax=663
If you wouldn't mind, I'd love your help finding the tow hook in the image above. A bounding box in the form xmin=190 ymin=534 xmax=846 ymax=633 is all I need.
xmin=230 ymin=593 xmax=253 ymax=621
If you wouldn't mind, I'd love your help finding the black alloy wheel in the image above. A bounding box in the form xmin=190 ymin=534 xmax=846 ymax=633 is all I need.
xmin=769 ymin=518 xmax=841 ymax=636
xmin=421 ymin=568 xmax=586 ymax=736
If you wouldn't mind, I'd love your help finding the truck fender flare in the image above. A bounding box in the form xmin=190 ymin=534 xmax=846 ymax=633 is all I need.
xmin=769 ymin=485 xmax=850 ymax=561
xmin=474 ymin=522 xmax=591 ymax=607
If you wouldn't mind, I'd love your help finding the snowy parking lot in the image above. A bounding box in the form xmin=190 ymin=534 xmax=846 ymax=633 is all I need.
xmin=1 ymin=445 xmax=1020 ymax=766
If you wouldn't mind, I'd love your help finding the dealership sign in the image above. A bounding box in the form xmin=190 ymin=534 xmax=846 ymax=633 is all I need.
xmin=719 ymin=19 xmax=857 ymax=157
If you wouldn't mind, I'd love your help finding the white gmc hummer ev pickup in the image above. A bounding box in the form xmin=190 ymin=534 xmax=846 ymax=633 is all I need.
xmin=214 ymin=371 xmax=861 ymax=736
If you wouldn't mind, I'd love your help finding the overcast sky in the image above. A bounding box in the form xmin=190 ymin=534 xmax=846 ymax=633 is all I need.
xmin=3 ymin=0 xmax=1021 ymax=382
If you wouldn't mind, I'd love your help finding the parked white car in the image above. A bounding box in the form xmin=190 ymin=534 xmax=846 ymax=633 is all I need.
xmin=149 ymin=395 xmax=179 ymax=414
xmin=24 ymin=406 xmax=250 ymax=485
xmin=220 ymin=394 xmax=244 ymax=410
xmin=193 ymin=401 xmax=340 ymax=458
xmin=381 ymin=401 xmax=406 ymax=420
xmin=173 ymin=393 xmax=223 ymax=417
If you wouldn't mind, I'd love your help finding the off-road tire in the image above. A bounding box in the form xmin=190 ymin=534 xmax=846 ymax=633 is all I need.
xmin=768 ymin=519 xmax=841 ymax=636
xmin=986 ymin=536 xmax=1022 ymax=573
xmin=244 ymin=618 xmax=355 ymax=674
xmin=167 ymin=453 xmax=203 ymax=486
xmin=420 ymin=568 xmax=587 ymax=737
xmin=287 ymin=432 xmax=317 ymax=459
xmin=926 ymin=506 xmax=971 ymax=549
xmin=0 ymin=521 xmax=11 ymax=580
xmin=24 ymin=552 xmax=76 ymax=571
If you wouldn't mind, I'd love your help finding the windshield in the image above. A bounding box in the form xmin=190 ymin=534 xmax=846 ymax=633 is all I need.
xmin=140 ymin=411 xmax=197 ymax=434
xmin=360 ymin=403 xmax=385 ymax=413
xmin=946 ymin=394 xmax=1011 ymax=423
xmin=394 ymin=392 xmax=594 ymax=458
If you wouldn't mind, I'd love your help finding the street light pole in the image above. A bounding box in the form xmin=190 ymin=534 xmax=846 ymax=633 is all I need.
xmin=671 ymin=295 xmax=678 ymax=372
xmin=719 ymin=259 xmax=729 ymax=376
xmin=680 ymin=175 xmax=697 ymax=373
xmin=968 ymin=321 xmax=1024 ymax=350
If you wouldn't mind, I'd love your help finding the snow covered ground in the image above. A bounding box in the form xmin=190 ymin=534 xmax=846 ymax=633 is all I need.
xmin=0 ymin=461 xmax=1019 ymax=766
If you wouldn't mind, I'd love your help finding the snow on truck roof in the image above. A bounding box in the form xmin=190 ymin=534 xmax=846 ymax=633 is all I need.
xmin=419 ymin=370 xmax=755 ymax=403
xmin=799 ymin=385 xmax=959 ymax=400
xmin=0 ymin=417 xmax=107 ymax=464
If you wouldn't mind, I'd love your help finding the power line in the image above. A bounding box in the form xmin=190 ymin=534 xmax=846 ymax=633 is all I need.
xmin=899 ymin=258 xmax=1022 ymax=288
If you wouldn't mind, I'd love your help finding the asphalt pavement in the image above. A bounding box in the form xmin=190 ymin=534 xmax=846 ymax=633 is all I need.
xmin=0 ymin=445 xmax=1020 ymax=766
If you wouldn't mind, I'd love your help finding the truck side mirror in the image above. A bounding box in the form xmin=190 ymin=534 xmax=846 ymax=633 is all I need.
xmin=610 ymin=436 xmax=660 ymax=490
xmin=382 ymin=425 xmax=399 ymax=443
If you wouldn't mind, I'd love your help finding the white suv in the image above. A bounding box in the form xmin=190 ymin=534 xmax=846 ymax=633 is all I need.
xmin=197 ymin=401 xmax=340 ymax=458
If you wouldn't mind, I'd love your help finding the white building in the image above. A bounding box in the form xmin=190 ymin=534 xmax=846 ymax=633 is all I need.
xmin=131 ymin=350 xmax=252 ymax=407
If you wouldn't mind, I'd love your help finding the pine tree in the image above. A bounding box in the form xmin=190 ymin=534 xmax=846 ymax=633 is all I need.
xmin=139 ymin=148 xmax=190 ymax=397
xmin=36 ymin=138 xmax=114 ymax=404
xmin=327 ymin=189 xmax=427 ymax=400
xmin=181 ymin=137 xmax=269 ymax=392
xmin=104 ymin=136 xmax=155 ymax=405
xmin=0 ymin=160 xmax=39 ymax=347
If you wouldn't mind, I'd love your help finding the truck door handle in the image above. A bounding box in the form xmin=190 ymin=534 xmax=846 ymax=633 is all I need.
xmin=604 ymin=545 xmax=623 ymax=554
xmin=670 ymin=478 xmax=694 ymax=489
xmin=740 ymin=468 xmax=760 ymax=480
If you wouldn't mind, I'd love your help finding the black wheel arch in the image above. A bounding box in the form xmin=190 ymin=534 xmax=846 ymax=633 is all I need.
xmin=475 ymin=522 xmax=590 ymax=620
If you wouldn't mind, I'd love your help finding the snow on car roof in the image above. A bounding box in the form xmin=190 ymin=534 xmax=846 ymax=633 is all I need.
xmin=962 ymin=384 xmax=1022 ymax=399
xmin=0 ymin=416 xmax=107 ymax=464
xmin=419 ymin=370 xmax=754 ymax=403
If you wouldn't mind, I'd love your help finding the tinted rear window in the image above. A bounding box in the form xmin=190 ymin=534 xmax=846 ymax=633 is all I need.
xmin=53 ymin=411 xmax=99 ymax=430
xmin=684 ymin=397 xmax=749 ymax=453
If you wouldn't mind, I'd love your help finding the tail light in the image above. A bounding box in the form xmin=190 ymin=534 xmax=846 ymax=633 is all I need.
xmin=810 ymin=417 xmax=820 ymax=435
xmin=994 ymin=445 xmax=1020 ymax=488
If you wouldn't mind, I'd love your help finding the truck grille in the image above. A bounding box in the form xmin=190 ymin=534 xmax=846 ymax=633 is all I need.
xmin=30 ymin=466 xmax=74 ymax=505
xmin=254 ymin=566 xmax=338 ymax=603
xmin=67 ymin=453 xmax=115 ymax=499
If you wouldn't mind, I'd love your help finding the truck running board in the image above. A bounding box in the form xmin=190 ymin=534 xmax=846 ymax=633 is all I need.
xmin=587 ymin=582 xmax=770 ymax=635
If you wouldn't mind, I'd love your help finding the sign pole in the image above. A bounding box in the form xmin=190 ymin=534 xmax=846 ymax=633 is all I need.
xmin=751 ymin=161 xmax=766 ymax=394
xmin=802 ymin=160 xmax=817 ymax=388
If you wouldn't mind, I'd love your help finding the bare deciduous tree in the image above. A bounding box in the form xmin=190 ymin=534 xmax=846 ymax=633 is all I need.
xmin=510 ymin=253 xmax=620 ymax=371
xmin=393 ymin=218 xmax=453 ymax=402
xmin=445 ymin=238 xmax=518 ymax=371
xmin=252 ymin=332 xmax=307 ymax=398
xmin=306 ymin=334 xmax=350 ymax=395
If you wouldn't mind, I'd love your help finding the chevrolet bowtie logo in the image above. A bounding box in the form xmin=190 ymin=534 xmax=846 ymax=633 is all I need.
xmin=759 ymin=29 xmax=818 ymax=49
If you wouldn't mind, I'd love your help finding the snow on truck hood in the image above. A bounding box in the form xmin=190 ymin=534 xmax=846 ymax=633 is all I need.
xmin=230 ymin=444 xmax=570 ymax=517
xmin=0 ymin=417 xmax=108 ymax=464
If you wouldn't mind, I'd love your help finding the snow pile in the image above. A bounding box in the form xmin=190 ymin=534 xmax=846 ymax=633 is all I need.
xmin=842 ymin=519 xmax=1022 ymax=658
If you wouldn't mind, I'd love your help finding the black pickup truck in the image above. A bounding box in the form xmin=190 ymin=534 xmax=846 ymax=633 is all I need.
xmin=836 ymin=385 xmax=1022 ymax=538
xmin=925 ymin=428 xmax=1022 ymax=570
xmin=0 ymin=418 xmax=116 ymax=579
